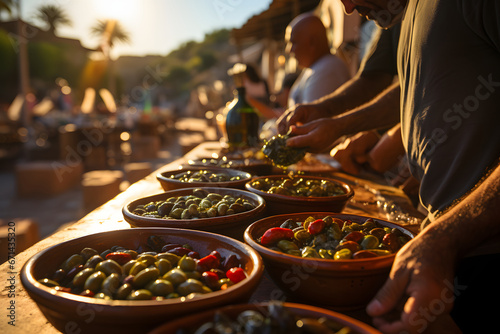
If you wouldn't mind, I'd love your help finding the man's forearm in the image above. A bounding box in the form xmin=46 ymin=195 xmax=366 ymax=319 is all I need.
xmin=316 ymin=71 xmax=395 ymax=116
xmin=333 ymin=81 xmax=401 ymax=137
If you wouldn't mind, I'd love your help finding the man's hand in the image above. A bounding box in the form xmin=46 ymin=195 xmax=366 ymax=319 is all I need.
xmin=284 ymin=118 xmax=344 ymax=153
xmin=330 ymin=131 xmax=380 ymax=174
xmin=277 ymin=102 xmax=331 ymax=135
xmin=366 ymin=224 xmax=461 ymax=334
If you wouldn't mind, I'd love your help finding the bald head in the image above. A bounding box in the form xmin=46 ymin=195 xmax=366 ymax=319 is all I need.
xmin=285 ymin=13 xmax=331 ymax=68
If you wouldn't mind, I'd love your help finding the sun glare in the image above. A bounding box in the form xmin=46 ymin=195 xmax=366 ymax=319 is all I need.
xmin=91 ymin=0 xmax=138 ymax=21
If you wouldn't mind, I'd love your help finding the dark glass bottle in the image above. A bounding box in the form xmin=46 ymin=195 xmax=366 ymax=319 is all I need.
xmin=225 ymin=75 xmax=260 ymax=148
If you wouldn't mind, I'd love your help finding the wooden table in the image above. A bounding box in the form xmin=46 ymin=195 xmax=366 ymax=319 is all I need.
xmin=0 ymin=142 xmax=424 ymax=333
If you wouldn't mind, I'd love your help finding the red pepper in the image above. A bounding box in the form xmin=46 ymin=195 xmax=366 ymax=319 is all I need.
xmin=336 ymin=240 xmax=360 ymax=253
xmin=106 ymin=252 xmax=133 ymax=265
xmin=307 ymin=219 xmax=325 ymax=235
xmin=226 ymin=267 xmax=246 ymax=284
xmin=196 ymin=254 xmax=220 ymax=271
xmin=260 ymin=227 xmax=294 ymax=245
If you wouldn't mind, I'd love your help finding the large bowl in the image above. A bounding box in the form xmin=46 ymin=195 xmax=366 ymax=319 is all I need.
xmin=244 ymin=212 xmax=414 ymax=310
xmin=156 ymin=166 xmax=253 ymax=191
xmin=150 ymin=302 xmax=381 ymax=334
xmin=245 ymin=175 xmax=354 ymax=215
xmin=122 ymin=187 xmax=266 ymax=240
xmin=21 ymin=228 xmax=264 ymax=334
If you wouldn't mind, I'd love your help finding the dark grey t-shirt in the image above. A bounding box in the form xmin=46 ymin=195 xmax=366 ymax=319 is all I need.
xmin=360 ymin=23 xmax=400 ymax=76
xmin=398 ymin=0 xmax=500 ymax=216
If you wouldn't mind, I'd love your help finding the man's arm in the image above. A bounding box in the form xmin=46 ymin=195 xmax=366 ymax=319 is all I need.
xmin=285 ymin=82 xmax=401 ymax=152
xmin=367 ymin=161 xmax=500 ymax=333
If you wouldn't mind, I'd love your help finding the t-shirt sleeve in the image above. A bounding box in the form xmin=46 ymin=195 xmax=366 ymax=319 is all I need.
xmin=301 ymin=61 xmax=351 ymax=103
xmin=461 ymin=0 xmax=500 ymax=52
xmin=359 ymin=24 xmax=400 ymax=76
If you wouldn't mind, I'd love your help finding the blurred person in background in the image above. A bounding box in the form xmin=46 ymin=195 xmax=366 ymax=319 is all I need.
xmin=285 ymin=12 xmax=351 ymax=108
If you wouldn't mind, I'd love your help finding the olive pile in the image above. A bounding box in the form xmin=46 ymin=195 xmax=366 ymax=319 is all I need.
xmin=38 ymin=238 xmax=247 ymax=301
xmin=249 ymin=177 xmax=346 ymax=197
xmin=169 ymin=169 xmax=246 ymax=183
xmin=262 ymin=134 xmax=307 ymax=168
xmin=183 ymin=301 xmax=358 ymax=334
xmin=259 ymin=216 xmax=411 ymax=260
xmin=132 ymin=188 xmax=257 ymax=219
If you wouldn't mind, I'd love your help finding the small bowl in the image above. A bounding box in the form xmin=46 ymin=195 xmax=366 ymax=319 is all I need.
xmin=149 ymin=302 xmax=381 ymax=334
xmin=122 ymin=187 xmax=266 ymax=240
xmin=156 ymin=166 xmax=252 ymax=191
xmin=185 ymin=156 xmax=274 ymax=175
xmin=244 ymin=212 xmax=414 ymax=310
xmin=21 ymin=228 xmax=264 ymax=334
xmin=245 ymin=175 xmax=354 ymax=215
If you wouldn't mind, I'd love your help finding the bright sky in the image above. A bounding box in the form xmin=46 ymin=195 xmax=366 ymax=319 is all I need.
xmin=20 ymin=0 xmax=273 ymax=59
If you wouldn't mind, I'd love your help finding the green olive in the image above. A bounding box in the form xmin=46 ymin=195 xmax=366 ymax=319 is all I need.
xmin=163 ymin=268 xmax=187 ymax=286
xmin=84 ymin=271 xmax=107 ymax=292
xmin=95 ymin=259 xmax=122 ymax=276
xmin=146 ymin=279 xmax=174 ymax=296
xmin=101 ymin=273 xmax=121 ymax=295
xmin=60 ymin=254 xmax=84 ymax=272
xmin=94 ymin=292 xmax=112 ymax=300
xmin=115 ymin=283 xmax=134 ymax=300
xmin=127 ymin=289 xmax=153 ymax=300
xmin=136 ymin=254 xmax=157 ymax=267
xmin=129 ymin=261 xmax=147 ymax=276
xmin=176 ymin=279 xmax=206 ymax=296
xmin=277 ymin=240 xmax=299 ymax=252
xmin=84 ymin=254 xmax=103 ymax=269
xmin=334 ymin=248 xmax=352 ymax=260
xmin=38 ymin=278 xmax=59 ymax=287
xmin=132 ymin=267 xmax=160 ymax=288
xmin=294 ymin=229 xmax=311 ymax=243
xmin=319 ymin=249 xmax=333 ymax=259
xmin=122 ymin=260 xmax=137 ymax=275
xmin=156 ymin=252 xmax=180 ymax=266
xmin=155 ymin=258 xmax=173 ymax=276
xmin=80 ymin=248 xmax=99 ymax=261
xmin=361 ymin=235 xmax=379 ymax=249
xmin=73 ymin=267 xmax=95 ymax=287
xmin=178 ymin=256 xmax=197 ymax=272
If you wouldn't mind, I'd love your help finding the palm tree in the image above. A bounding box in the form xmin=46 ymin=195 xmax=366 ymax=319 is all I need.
xmin=90 ymin=20 xmax=131 ymax=98
xmin=91 ymin=19 xmax=130 ymax=54
xmin=34 ymin=4 xmax=72 ymax=34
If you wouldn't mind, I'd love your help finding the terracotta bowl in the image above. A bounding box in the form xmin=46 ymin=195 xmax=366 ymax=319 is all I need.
xmin=122 ymin=187 xmax=266 ymax=240
xmin=244 ymin=212 xmax=415 ymax=310
xmin=156 ymin=166 xmax=253 ymax=191
xmin=149 ymin=302 xmax=381 ymax=334
xmin=185 ymin=156 xmax=275 ymax=175
xmin=21 ymin=228 xmax=264 ymax=334
xmin=245 ymin=175 xmax=354 ymax=215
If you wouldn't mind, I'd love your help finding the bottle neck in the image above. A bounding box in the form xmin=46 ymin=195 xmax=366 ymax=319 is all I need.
xmin=235 ymin=86 xmax=246 ymax=98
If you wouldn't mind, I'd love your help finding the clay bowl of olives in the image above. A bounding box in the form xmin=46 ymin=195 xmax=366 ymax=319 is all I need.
xmin=156 ymin=166 xmax=253 ymax=191
xmin=244 ymin=212 xmax=414 ymax=310
xmin=185 ymin=156 xmax=275 ymax=175
xmin=122 ymin=187 xmax=266 ymax=240
xmin=245 ymin=175 xmax=354 ymax=215
xmin=21 ymin=228 xmax=264 ymax=334
xmin=150 ymin=301 xmax=381 ymax=334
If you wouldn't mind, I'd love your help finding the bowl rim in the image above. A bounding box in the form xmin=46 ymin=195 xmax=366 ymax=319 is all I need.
xmin=245 ymin=175 xmax=354 ymax=202
xmin=122 ymin=187 xmax=266 ymax=228
xmin=156 ymin=166 xmax=253 ymax=187
xmin=244 ymin=212 xmax=415 ymax=271
xmin=21 ymin=227 xmax=264 ymax=308
xmin=149 ymin=301 xmax=382 ymax=334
